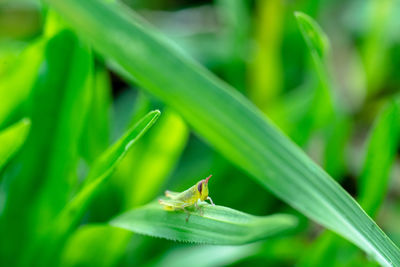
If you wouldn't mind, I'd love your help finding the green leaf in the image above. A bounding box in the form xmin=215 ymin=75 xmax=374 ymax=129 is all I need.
xmin=79 ymin=63 xmax=112 ymax=163
xmin=0 ymin=29 xmax=93 ymax=266
xmin=215 ymin=0 xmax=250 ymax=92
xmin=72 ymin=107 xmax=186 ymax=266
xmin=23 ymin=110 xmax=160 ymax=266
xmin=294 ymin=11 xmax=335 ymax=139
xmin=361 ymin=0 xmax=394 ymax=93
xmin=149 ymin=244 xmax=259 ymax=267
xmin=122 ymin=109 xmax=189 ymax=208
xmin=323 ymin=116 xmax=351 ymax=180
xmin=249 ymin=0 xmax=284 ymax=108
xmin=359 ymin=101 xmax=400 ymax=217
xmin=294 ymin=11 xmax=329 ymax=59
xmin=0 ymin=39 xmax=44 ymax=127
xmin=59 ymin=225 xmax=130 ymax=267
xmin=111 ymin=202 xmax=297 ymax=245
xmin=299 ymin=100 xmax=400 ymax=266
xmin=44 ymin=1 xmax=400 ymax=265
xmin=85 ymin=110 xmax=160 ymax=185
xmin=0 ymin=118 xmax=31 ymax=172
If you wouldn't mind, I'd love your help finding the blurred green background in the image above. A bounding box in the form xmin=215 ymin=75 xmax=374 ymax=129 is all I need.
xmin=0 ymin=0 xmax=399 ymax=266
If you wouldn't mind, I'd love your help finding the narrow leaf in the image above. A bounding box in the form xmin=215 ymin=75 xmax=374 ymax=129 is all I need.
xmin=123 ymin=109 xmax=189 ymax=207
xmin=294 ymin=11 xmax=335 ymax=139
xmin=0 ymin=118 xmax=31 ymax=172
xmin=0 ymin=40 xmax=44 ymax=128
xmin=294 ymin=11 xmax=329 ymax=59
xmin=0 ymin=29 xmax=93 ymax=266
xmin=80 ymin=64 xmax=112 ymax=163
xmin=299 ymin=100 xmax=400 ymax=266
xmin=44 ymin=1 xmax=400 ymax=265
xmin=23 ymin=110 xmax=160 ymax=266
xmin=359 ymin=101 xmax=400 ymax=217
xmin=111 ymin=202 xmax=298 ymax=245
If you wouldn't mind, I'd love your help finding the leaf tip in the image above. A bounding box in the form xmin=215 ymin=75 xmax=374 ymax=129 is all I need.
xmin=293 ymin=11 xmax=306 ymax=21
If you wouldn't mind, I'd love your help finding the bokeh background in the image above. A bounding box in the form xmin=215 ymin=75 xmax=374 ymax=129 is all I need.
xmin=1 ymin=0 xmax=399 ymax=266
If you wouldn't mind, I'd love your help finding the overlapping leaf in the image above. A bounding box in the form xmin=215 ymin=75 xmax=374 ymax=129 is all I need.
xmin=0 ymin=118 xmax=31 ymax=172
xmin=43 ymin=1 xmax=400 ymax=265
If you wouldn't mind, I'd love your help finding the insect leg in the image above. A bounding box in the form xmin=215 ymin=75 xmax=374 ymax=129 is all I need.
xmin=207 ymin=196 xmax=215 ymax=206
xmin=182 ymin=205 xmax=191 ymax=222
xmin=194 ymin=201 xmax=204 ymax=216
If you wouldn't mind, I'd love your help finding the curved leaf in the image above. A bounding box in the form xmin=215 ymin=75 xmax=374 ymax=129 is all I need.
xmin=44 ymin=1 xmax=400 ymax=265
xmin=294 ymin=11 xmax=329 ymax=59
xmin=0 ymin=29 xmax=93 ymax=267
xmin=22 ymin=110 xmax=160 ymax=266
xmin=359 ymin=101 xmax=400 ymax=217
xmin=0 ymin=118 xmax=31 ymax=172
xmin=0 ymin=40 xmax=44 ymax=128
xmin=111 ymin=202 xmax=298 ymax=245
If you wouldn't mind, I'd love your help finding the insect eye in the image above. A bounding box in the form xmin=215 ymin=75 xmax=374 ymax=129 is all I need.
xmin=197 ymin=182 xmax=203 ymax=193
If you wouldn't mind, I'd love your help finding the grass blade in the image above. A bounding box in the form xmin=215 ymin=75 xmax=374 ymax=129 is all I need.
xmin=44 ymin=1 xmax=400 ymax=265
xmin=23 ymin=110 xmax=160 ymax=266
xmin=0 ymin=40 xmax=44 ymax=127
xmin=294 ymin=11 xmax=329 ymax=59
xmin=80 ymin=64 xmax=112 ymax=163
xmin=0 ymin=118 xmax=31 ymax=172
xmin=294 ymin=11 xmax=335 ymax=135
xmin=299 ymin=100 xmax=400 ymax=266
xmin=359 ymin=101 xmax=400 ymax=217
xmin=123 ymin=109 xmax=188 ymax=208
xmin=249 ymin=0 xmax=284 ymax=108
xmin=0 ymin=29 xmax=93 ymax=266
xmin=65 ymin=108 xmax=187 ymax=266
xmin=111 ymin=202 xmax=297 ymax=245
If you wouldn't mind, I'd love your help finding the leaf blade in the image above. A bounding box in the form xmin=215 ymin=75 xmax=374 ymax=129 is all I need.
xmin=23 ymin=110 xmax=160 ymax=266
xmin=0 ymin=118 xmax=31 ymax=172
xmin=359 ymin=101 xmax=400 ymax=217
xmin=294 ymin=11 xmax=329 ymax=59
xmin=110 ymin=202 xmax=298 ymax=245
xmin=43 ymin=1 xmax=400 ymax=265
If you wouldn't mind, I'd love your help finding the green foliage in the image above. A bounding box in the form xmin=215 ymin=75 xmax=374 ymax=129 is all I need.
xmin=295 ymin=11 xmax=329 ymax=59
xmin=42 ymin=0 xmax=400 ymax=265
xmin=0 ymin=29 xmax=93 ymax=266
xmin=359 ymin=101 xmax=400 ymax=217
xmin=111 ymin=202 xmax=297 ymax=245
xmin=1 ymin=1 xmax=400 ymax=266
xmin=0 ymin=40 xmax=44 ymax=127
xmin=300 ymin=100 xmax=400 ymax=266
xmin=60 ymin=225 xmax=130 ymax=267
xmin=22 ymin=110 xmax=160 ymax=266
xmin=0 ymin=118 xmax=31 ymax=172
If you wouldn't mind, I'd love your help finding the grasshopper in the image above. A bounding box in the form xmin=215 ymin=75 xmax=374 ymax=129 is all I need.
xmin=158 ymin=175 xmax=215 ymax=221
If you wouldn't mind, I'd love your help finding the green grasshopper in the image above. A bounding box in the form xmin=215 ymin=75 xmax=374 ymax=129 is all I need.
xmin=158 ymin=175 xmax=214 ymax=221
